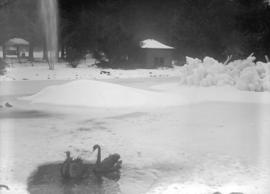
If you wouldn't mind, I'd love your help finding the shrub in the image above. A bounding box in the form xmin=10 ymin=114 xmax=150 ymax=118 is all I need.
xmin=66 ymin=47 xmax=84 ymax=68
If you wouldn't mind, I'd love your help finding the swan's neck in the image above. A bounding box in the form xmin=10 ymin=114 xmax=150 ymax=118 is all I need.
xmin=66 ymin=152 xmax=71 ymax=161
xmin=96 ymin=147 xmax=101 ymax=166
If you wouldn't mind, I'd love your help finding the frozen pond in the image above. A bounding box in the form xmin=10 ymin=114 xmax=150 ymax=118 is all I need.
xmin=0 ymin=78 xmax=270 ymax=194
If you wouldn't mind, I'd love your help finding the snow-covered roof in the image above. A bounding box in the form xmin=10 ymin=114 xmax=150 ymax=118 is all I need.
xmin=5 ymin=38 xmax=29 ymax=46
xmin=140 ymin=39 xmax=174 ymax=49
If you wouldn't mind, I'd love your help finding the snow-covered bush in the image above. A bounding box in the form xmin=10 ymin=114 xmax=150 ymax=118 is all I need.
xmin=236 ymin=66 xmax=262 ymax=92
xmin=0 ymin=59 xmax=7 ymax=75
xmin=180 ymin=56 xmax=233 ymax=87
xmin=180 ymin=55 xmax=270 ymax=92
xmin=258 ymin=61 xmax=270 ymax=91
xmin=226 ymin=55 xmax=256 ymax=80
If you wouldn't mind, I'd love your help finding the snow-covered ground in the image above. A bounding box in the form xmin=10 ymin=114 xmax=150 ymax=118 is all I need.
xmin=2 ymin=55 xmax=270 ymax=93
xmin=0 ymin=61 xmax=270 ymax=194
xmin=0 ymin=62 xmax=180 ymax=81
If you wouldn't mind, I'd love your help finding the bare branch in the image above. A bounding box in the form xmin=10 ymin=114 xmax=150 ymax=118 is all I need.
xmin=223 ymin=55 xmax=232 ymax=65
xmin=265 ymin=55 xmax=269 ymax=62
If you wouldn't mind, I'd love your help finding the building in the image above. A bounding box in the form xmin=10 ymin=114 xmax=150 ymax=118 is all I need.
xmin=3 ymin=38 xmax=29 ymax=59
xmin=140 ymin=39 xmax=174 ymax=68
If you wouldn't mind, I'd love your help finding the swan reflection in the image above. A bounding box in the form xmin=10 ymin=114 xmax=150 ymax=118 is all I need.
xmin=28 ymin=145 xmax=122 ymax=194
xmin=27 ymin=162 xmax=121 ymax=194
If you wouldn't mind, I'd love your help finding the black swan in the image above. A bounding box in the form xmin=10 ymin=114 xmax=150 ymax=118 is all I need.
xmin=60 ymin=151 xmax=85 ymax=179
xmin=92 ymin=144 xmax=122 ymax=174
xmin=0 ymin=184 xmax=9 ymax=190
xmin=60 ymin=151 xmax=72 ymax=179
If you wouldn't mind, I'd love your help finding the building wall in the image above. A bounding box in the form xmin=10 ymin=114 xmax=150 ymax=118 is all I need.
xmin=143 ymin=48 xmax=173 ymax=68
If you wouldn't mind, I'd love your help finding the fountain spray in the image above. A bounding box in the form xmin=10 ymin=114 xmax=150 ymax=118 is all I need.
xmin=40 ymin=0 xmax=58 ymax=70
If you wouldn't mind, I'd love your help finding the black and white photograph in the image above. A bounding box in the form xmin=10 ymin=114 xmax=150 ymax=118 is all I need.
xmin=0 ymin=0 xmax=270 ymax=193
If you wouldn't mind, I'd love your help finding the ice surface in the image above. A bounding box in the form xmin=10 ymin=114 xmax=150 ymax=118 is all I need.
xmin=1 ymin=79 xmax=270 ymax=194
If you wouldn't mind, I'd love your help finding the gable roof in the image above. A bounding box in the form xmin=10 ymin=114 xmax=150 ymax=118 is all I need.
xmin=140 ymin=39 xmax=174 ymax=49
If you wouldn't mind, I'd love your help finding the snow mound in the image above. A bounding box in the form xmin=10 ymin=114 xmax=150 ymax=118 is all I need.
xmin=180 ymin=56 xmax=270 ymax=92
xmin=21 ymin=80 xmax=186 ymax=108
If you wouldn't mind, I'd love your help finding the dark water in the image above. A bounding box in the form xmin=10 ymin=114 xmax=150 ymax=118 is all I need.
xmin=27 ymin=162 xmax=121 ymax=194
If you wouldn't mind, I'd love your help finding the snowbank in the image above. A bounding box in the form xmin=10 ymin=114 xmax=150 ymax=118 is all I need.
xmin=21 ymin=80 xmax=187 ymax=108
xmin=180 ymin=56 xmax=270 ymax=92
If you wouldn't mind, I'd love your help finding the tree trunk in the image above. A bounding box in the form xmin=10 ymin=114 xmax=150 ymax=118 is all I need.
xmin=29 ymin=43 xmax=34 ymax=61
xmin=42 ymin=41 xmax=48 ymax=61
xmin=2 ymin=44 xmax=6 ymax=59
xmin=60 ymin=44 xmax=65 ymax=60
xmin=55 ymin=47 xmax=59 ymax=62
xmin=17 ymin=46 xmax=21 ymax=63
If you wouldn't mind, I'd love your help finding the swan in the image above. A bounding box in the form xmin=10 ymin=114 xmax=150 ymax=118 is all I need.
xmin=60 ymin=151 xmax=85 ymax=179
xmin=60 ymin=151 xmax=72 ymax=179
xmin=92 ymin=144 xmax=122 ymax=174
xmin=60 ymin=145 xmax=122 ymax=181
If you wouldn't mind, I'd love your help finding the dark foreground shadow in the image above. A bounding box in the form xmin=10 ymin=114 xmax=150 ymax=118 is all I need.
xmin=0 ymin=110 xmax=53 ymax=119
xmin=27 ymin=162 xmax=121 ymax=194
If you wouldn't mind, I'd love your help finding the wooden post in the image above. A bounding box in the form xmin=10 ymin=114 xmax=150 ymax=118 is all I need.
xmin=29 ymin=43 xmax=34 ymax=61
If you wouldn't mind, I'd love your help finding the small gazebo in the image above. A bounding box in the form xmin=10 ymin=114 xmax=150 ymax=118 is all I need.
xmin=4 ymin=38 xmax=29 ymax=59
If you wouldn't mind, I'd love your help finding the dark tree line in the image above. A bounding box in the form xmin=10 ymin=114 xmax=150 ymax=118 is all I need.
xmin=0 ymin=0 xmax=46 ymax=61
xmin=1 ymin=0 xmax=270 ymax=67
xmin=59 ymin=0 xmax=270 ymax=66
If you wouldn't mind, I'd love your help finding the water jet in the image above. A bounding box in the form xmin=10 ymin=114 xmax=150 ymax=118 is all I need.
xmin=40 ymin=0 xmax=58 ymax=70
